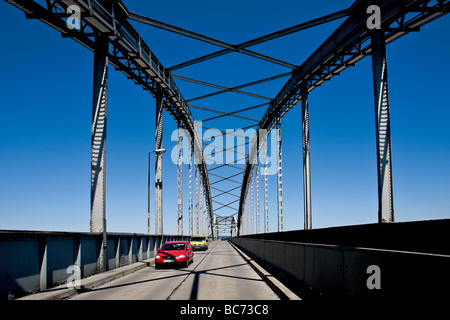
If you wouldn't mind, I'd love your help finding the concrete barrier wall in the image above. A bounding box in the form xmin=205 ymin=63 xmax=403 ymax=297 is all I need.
xmin=230 ymin=237 xmax=450 ymax=300
xmin=0 ymin=231 xmax=188 ymax=299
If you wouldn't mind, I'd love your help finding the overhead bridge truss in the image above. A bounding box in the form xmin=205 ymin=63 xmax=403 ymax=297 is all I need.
xmin=6 ymin=0 xmax=215 ymax=235
xmin=238 ymin=0 xmax=450 ymax=233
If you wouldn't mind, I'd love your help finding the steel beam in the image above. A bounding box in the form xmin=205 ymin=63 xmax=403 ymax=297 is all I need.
xmin=236 ymin=9 xmax=350 ymax=49
xmin=263 ymin=140 xmax=269 ymax=234
xmin=128 ymin=12 xmax=296 ymax=70
xmin=301 ymin=85 xmax=312 ymax=230
xmin=90 ymin=35 xmax=109 ymax=272
xmin=276 ymin=122 xmax=284 ymax=232
xmin=168 ymin=47 xmax=296 ymax=71
xmin=165 ymin=8 xmax=350 ymax=71
xmin=90 ymin=35 xmax=108 ymax=234
xmin=188 ymin=142 xmax=193 ymax=236
xmin=255 ymin=165 xmax=260 ymax=234
xmin=189 ymin=103 xmax=266 ymax=123
xmin=199 ymin=175 xmax=205 ymax=235
xmin=148 ymin=151 xmax=151 ymax=234
xmin=177 ymin=128 xmax=183 ymax=236
xmin=251 ymin=175 xmax=254 ymax=234
xmin=195 ymin=165 xmax=200 ymax=236
xmin=371 ymin=29 xmax=394 ymax=224
xmin=212 ymin=199 xmax=240 ymax=212
xmin=210 ymin=185 xmax=241 ymax=198
xmin=246 ymin=190 xmax=250 ymax=235
xmin=171 ymin=75 xmax=272 ymax=102
xmin=155 ymin=91 xmax=164 ymax=235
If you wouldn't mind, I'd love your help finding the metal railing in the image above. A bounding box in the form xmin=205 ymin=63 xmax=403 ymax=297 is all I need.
xmin=0 ymin=230 xmax=188 ymax=299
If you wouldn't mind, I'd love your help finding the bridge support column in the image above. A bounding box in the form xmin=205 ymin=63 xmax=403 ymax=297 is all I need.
xmin=199 ymin=174 xmax=204 ymax=235
xmin=248 ymin=189 xmax=251 ymax=235
xmin=188 ymin=141 xmax=194 ymax=236
xmin=263 ymin=140 xmax=269 ymax=233
xmin=195 ymin=164 xmax=199 ymax=235
xmin=371 ymin=30 xmax=394 ymax=224
xmin=155 ymin=91 xmax=164 ymax=235
xmin=255 ymin=164 xmax=260 ymax=234
xmin=91 ymin=35 xmax=109 ymax=271
xmin=177 ymin=127 xmax=183 ymax=236
xmin=276 ymin=121 xmax=284 ymax=232
xmin=301 ymin=85 xmax=312 ymax=230
xmin=251 ymin=175 xmax=254 ymax=234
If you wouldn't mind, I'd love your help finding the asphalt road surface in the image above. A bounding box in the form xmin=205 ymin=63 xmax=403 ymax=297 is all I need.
xmin=70 ymin=240 xmax=280 ymax=300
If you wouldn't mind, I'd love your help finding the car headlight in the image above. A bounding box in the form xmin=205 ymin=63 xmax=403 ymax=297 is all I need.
xmin=178 ymin=255 xmax=186 ymax=259
xmin=156 ymin=255 xmax=161 ymax=259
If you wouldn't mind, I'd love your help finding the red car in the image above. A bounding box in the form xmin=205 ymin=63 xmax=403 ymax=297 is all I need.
xmin=155 ymin=241 xmax=194 ymax=268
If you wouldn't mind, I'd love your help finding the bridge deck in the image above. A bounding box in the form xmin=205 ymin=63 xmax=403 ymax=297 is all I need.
xmin=70 ymin=240 xmax=280 ymax=300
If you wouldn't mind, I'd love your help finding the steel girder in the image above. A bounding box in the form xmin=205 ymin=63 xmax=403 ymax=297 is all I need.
xmin=163 ymin=9 xmax=350 ymax=72
xmin=176 ymin=129 xmax=183 ymax=235
xmin=128 ymin=11 xmax=297 ymax=70
xmin=237 ymin=0 xmax=450 ymax=234
xmin=7 ymin=0 xmax=215 ymax=234
xmin=301 ymin=85 xmax=312 ymax=230
xmin=371 ymin=29 xmax=394 ymax=223
xmin=213 ymin=215 xmax=237 ymax=237
xmin=90 ymin=35 xmax=108 ymax=271
xmin=155 ymin=92 xmax=164 ymax=235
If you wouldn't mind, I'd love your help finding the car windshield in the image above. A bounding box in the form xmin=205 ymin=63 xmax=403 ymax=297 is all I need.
xmin=161 ymin=243 xmax=185 ymax=251
xmin=191 ymin=237 xmax=205 ymax=242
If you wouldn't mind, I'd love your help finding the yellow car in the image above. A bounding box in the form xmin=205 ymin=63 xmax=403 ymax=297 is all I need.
xmin=190 ymin=236 xmax=208 ymax=251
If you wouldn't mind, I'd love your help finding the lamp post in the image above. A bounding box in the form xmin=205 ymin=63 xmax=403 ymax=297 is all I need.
xmin=148 ymin=148 xmax=166 ymax=234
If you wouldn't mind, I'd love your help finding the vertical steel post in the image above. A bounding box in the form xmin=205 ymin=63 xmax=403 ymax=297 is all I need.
xmin=246 ymin=189 xmax=250 ymax=235
xmin=128 ymin=237 xmax=134 ymax=265
xmin=177 ymin=128 xmax=183 ymax=236
xmin=91 ymin=35 xmax=108 ymax=271
xmin=90 ymin=35 xmax=108 ymax=234
xmin=251 ymin=176 xmax=254 ymax=234
xmin=301 ymin=84 xmax=312 ymax=230
xmin=264 ymin=139 xmax=269 ymax=233
xmin=155 ymin=91 xmax=164 ymax=235
xmin=255 ymin=165 xmax=260 ymax=234
xmin=148 ymin=152 xmax=151 ymax=234
xmin=115 ymin=238 xmax=120 ymax=269
xmin=371 ymin=29 xmax=394 ymax=224
xmin=276 ymin=122 xmax=284 ymax=232
xmin=188 ymin=141 xmax=193 ymax=236
xmin=199 ymin=174 xmax=204 ymax=235
xmin=39 ymin=237 xmax=47 ymax=291
xmin=195 ymin=165 xmax=199 ymax=235
xmin=74 ymin=236 xmax=82 ymax=279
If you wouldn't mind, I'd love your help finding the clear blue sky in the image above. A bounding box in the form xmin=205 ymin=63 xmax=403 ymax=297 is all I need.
xmin=0 ymin=0 xmax=449 ymax=235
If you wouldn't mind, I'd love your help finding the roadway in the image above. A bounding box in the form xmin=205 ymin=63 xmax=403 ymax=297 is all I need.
xmin=69 ymin=240 xmax=280 ymax=300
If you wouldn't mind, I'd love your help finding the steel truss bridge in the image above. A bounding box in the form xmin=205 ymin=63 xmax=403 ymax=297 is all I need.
xmin=3 ymin=0 xmax=449 ymax=296
xmin=5 ymin=0 xmax=449 ymax=236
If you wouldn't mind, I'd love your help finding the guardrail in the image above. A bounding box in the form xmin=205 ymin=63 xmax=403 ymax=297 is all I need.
xmin=0 ymin=230 xmax=188 ymax=300
xmin=230 ymin=235 xmax=450 ymax=300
